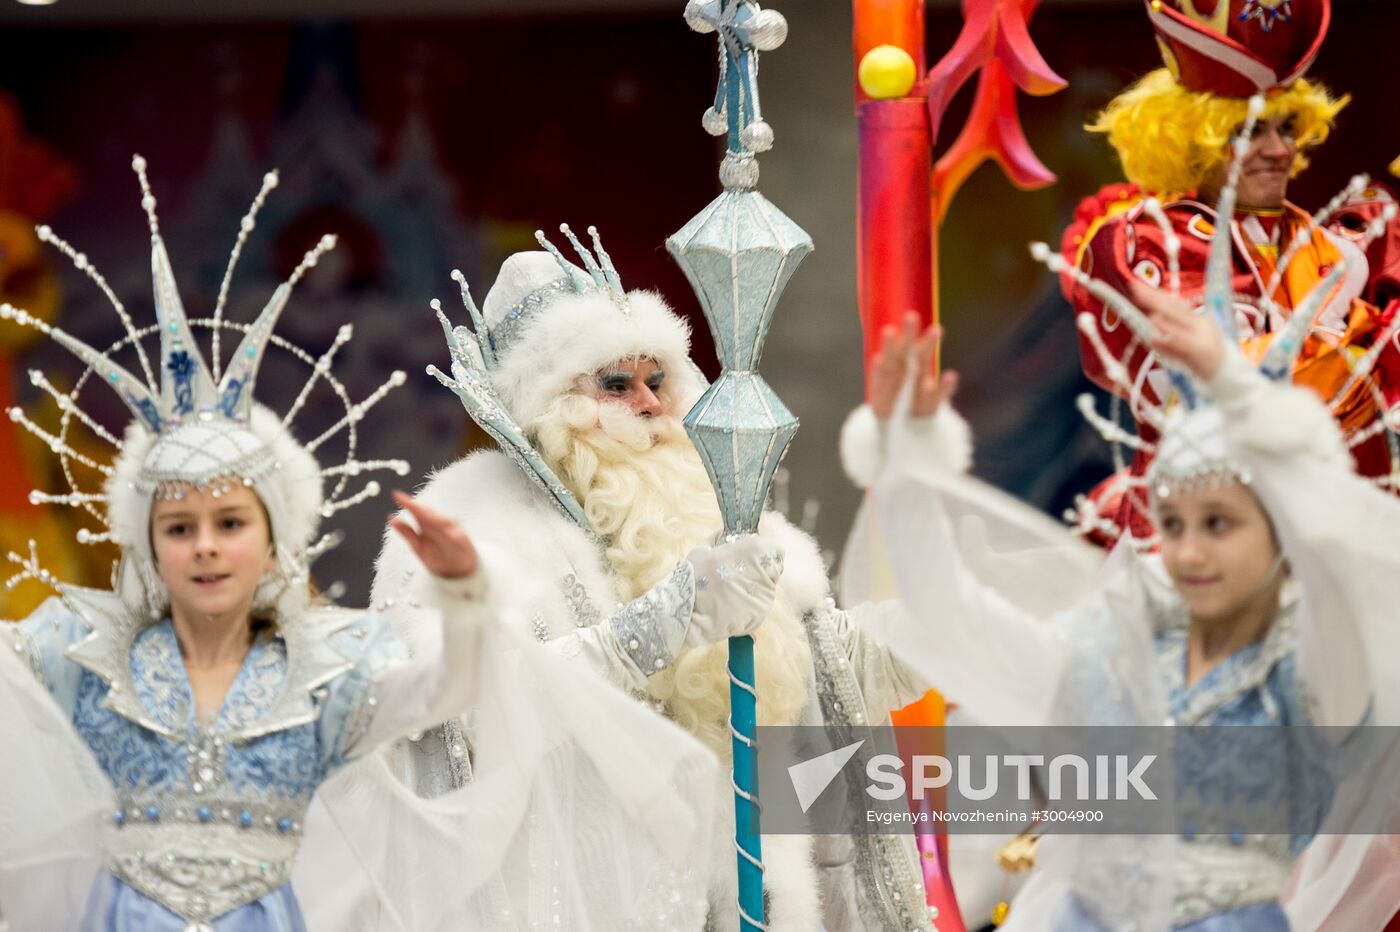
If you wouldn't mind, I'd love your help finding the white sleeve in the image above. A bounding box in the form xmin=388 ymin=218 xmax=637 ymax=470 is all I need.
xmin=539 ymin=560 xmax=695 ymax=691
xmin=868 ymin=469 xmax=1074 ymax=727
xmin=854 ymin=404 xmax=1111 ymax=727
xmin=346 ymin=544 xmax=505 ymax=755
xmin=542 ymin=623 xmax=651 ymax=691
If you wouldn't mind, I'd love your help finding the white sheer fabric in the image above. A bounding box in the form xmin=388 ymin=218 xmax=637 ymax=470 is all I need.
xmin=0 ymin=615 xmax=715 ymax=931
xmin=299 ymin=620 xmax=716 ymax=931
xmin=0 ymin=629 xmax=111 ymax=930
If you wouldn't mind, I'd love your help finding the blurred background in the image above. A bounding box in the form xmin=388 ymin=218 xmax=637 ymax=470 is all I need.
xmin=0 ymin=0 xmax=1394 ymax=612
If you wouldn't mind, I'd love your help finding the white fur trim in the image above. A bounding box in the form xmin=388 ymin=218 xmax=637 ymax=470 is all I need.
xmin=487 ymin=289 xmax=705 ymax=428
xmin=1229 ymin=382 xmax=1354 ymax=474
xmin=1208 ymin=352 xmax=1354 ymax=474
xmin=758 ymin=512 xmax=832 ymax=614
xmin=105 ymin=422 xmax=158 ymax=560
xmin=839 ymin=404 xmax=973 ymax=488
xmin=704 ymin=801 xmax=820 ymax=931
xmin=838 ymin=405 xmax=885 ymax=489
xmin=250 ymin=405 xmax=323 ymax=552
xmin=757 ymin=833 xmax=821 ymax=930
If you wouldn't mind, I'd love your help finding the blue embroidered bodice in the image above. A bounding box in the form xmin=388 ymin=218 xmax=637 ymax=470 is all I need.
xmin=1154 ymin=602 xmax=1339 ymax=853
xmin=13 ymin=593 xmax=402 ymax=928
xmin=1052 ymin=579 xmax=1352 ymax=930
xmin=1148 ymin=597 xmax=1344 ymax=928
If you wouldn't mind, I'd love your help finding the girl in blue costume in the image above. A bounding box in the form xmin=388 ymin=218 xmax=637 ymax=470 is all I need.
xmin=837 ymin=149 xmax=1400 ymax=930
xmin=849 ymin=296 xmax=1400 ymax=930
xmin=0 ymin=157 xmax=501 ymax=932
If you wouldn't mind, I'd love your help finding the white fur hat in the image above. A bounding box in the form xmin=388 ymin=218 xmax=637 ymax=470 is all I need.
xmin=480 ymin=249 xmax=706 ymax=429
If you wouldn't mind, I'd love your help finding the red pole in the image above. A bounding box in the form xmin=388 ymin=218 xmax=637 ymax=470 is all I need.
xmin=856 ymin=98 xmax=935 ymax=380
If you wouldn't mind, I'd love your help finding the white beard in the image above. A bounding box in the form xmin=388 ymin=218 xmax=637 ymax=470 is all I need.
xmin=534 ymin=394 xmax=813 ymax=754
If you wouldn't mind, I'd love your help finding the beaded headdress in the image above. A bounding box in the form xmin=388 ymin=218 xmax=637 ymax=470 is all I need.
xmin=2 ymin=156 xmax=410 ymax=614
xmin=426 ymin=224 xmax=705 ymax=531
xmin=1032 ymin=97 xmax=1398 ymax=548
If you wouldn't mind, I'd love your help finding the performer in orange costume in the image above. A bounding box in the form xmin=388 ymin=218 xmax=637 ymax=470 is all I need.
xmin=1060 ymin=0 xmax=1400 ymax=542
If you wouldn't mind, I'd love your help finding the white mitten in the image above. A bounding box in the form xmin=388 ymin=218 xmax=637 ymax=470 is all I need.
xmin=606 ymin=535 xmax=783 ymax=678
xmin=682 ymin=535 xmax=784 ymax=649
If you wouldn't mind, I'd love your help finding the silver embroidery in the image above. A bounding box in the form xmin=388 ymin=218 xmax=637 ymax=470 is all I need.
xmin=488 ymin=279 xmax=571 ymax=354
xmin=802 ymin=605 xmax=934 ymax=932
xmin=61 ymin=582 xmax=359 ymax=743
xmin=607 ymin=561 xmax=695 ymax=677
xmin=1170 ymin=842 xmax=1291 ymax=925
xmin=185 ymin=729 xmax=229 ymax=795
xmin=561 ymin=574 xmax=601 ymax=628
xmin=441 ymin=717 xmax=472 ymax=788
xmin=107 ymin=786 xmax=306 ymax=923
xmin=406 ymin=718 xmax=474 ymax=800
xmin=629 ymin=686 xmax=673 ymax=718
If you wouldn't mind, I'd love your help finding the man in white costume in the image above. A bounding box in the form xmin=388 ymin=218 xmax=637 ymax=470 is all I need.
xmin=372 ymin=231 xmax=964 ymax=931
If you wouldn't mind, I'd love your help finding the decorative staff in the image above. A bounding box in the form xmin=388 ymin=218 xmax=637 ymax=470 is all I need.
xmin=852 ymin=0 xmax=1066 ymax=925
xmin=670 ymin=1 xmax=812 ymax=928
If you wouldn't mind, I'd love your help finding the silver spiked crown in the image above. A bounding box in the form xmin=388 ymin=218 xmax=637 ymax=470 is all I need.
xmin=2 ymin=155 xmax=411 ymax=613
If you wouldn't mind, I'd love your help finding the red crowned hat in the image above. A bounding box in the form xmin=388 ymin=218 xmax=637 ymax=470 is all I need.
xmin=1145 ymin=0 xmax=1330 ymax=98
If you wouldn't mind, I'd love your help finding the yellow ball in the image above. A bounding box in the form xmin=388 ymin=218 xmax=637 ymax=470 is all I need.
xmin=858 ymin=45 xmax=917 ymax=99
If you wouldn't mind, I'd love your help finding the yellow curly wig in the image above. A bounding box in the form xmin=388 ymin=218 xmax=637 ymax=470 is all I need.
xmin=1087 ymin=68 xmax=1348 ymax=197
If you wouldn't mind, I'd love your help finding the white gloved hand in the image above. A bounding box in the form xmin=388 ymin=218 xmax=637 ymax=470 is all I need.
xmin=680 ymin=534 xmax=784 ymax=650
xmin=605 ymin=534 xmax=784 ymax=679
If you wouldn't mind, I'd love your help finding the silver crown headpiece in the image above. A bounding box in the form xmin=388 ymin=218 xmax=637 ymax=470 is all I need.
xmin=1029 ymin=96 xmax=1400 ymax=548
xmin=483 ymin=224 xmax=628 ymax=361
xmin=423 ymin=222 xmax=649 ymax=533
xmin=3 ymin=155 xmax=410 ymax=601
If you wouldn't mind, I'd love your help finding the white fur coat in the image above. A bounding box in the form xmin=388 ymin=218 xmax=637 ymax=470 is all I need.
xmin=372 ymin=448 xmax=932 ymax=931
